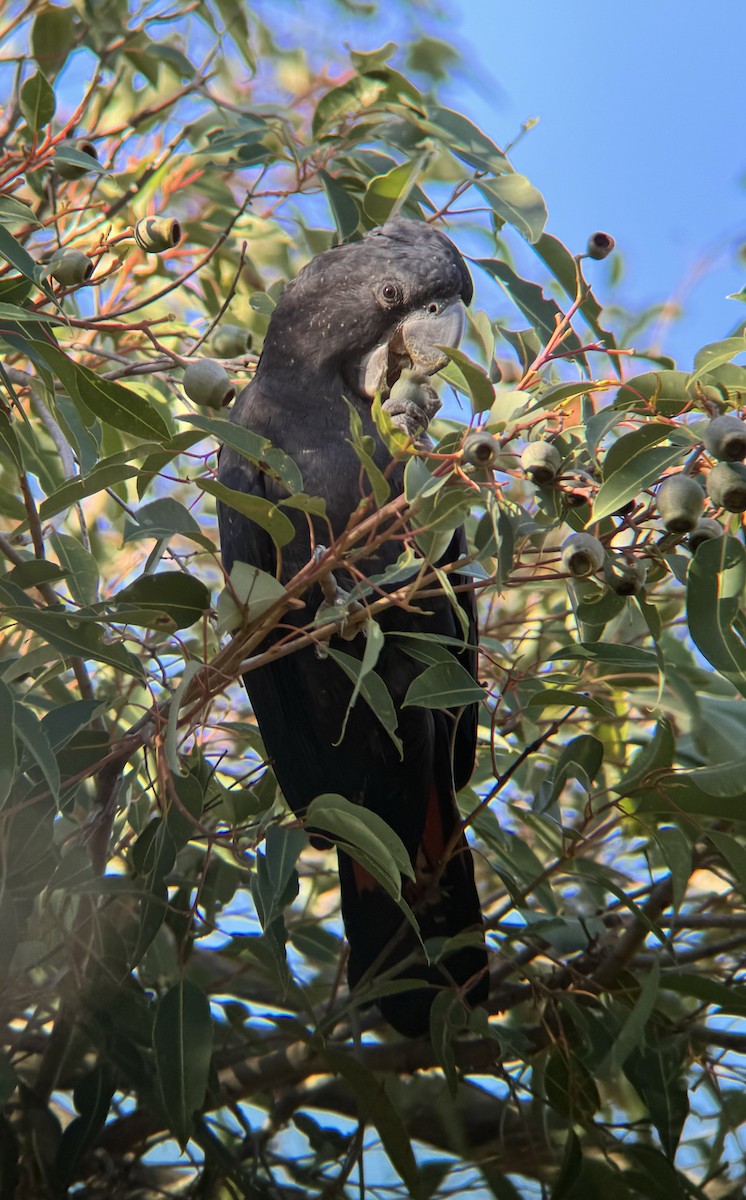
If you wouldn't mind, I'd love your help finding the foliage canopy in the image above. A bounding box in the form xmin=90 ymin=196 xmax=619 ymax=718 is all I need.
xmin=1 ymin=2 xmax=746 ymax=1197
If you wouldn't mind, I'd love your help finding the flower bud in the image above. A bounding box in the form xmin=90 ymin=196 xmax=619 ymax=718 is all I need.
xmin=521 ymin=440 xmax=562 ymax=485
xmin=688 ymin=518 xmax=724 ymax=553
xmin=604 ymin=554 xmax=646 ymax=597
xmin=656 ymin=474 xmax=704 ymax=533
xmin=48 ymin=247 xmax=93 ymax=287
xmin=211 ymin=324 xmax=252 ymax=358
xmin=183 ymin=359 xmax=235 ymax=409
xmin=134 ymin=216 xmax=181 ymax=253
xmin=561 ymin=532 xmax=605 ymax=577
xmin=54 ymin=139 xmax=98 ymax=179
xmin=704 ymin=414 xmax=746 ymax=462
xmin=586 ymin=231 xmax=615 ymax=260
xmin=462 ymin=432 xmax=499 ymax=467
xmin=707 ymin=461 xmax=746 ymax=512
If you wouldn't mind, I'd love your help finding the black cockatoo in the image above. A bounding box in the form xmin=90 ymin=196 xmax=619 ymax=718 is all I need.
xmin=217 ymin=218 xmax=488 ymax=1036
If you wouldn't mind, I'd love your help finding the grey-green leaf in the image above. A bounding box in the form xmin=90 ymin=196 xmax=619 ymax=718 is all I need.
xmin=153 ymin=980 xmax=213 ymax=1149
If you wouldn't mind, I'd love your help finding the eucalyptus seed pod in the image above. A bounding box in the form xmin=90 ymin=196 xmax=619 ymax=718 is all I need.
xmin=586 ymin=231 xmax=615 ymax=260
xmin=134 ymin=216 xmax=181 ymax=253
xmin=521 ymin=440 xmax=562 ymax=485
xmin=183 ymin=359 xmax=235 ymax=409
xmin=54 ymin=139 xmax=98 ymax=179
xmin=704 ymin=414 xmax=746 ymax=462
xmin=462 ymin=431 xmax=499 ymax=467
xmin=560 ymin=532 xmax=605 ymax=577
xmin=604 ymin=554 xmax=647 ymax=597
xmin=211 ymin=324 xmax=252 ymax=358
xmin=707 ymin=461 xmax=746 ymax=512
xmin=48 ymin=247 xmax=93 ymax=287
xmin=688 ymin=518 xmax=724 ymax=553
xmin=656 ymin=474 xmax=704 ymax=533
xmin=383 ymin=370 xmax=440 ymax=438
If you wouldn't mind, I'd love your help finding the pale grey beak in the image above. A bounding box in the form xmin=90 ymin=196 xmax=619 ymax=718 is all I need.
xmin=399 ymin=297 xmax=467 ymax=374
xmin=357 ymin=298 xmax=467 ymax=398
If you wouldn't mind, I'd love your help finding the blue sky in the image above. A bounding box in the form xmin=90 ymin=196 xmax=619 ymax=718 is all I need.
xmin=268 ymin=0 xmax=745 ymax=369
xmin=445 ymin=0 xmax=746 ymax=368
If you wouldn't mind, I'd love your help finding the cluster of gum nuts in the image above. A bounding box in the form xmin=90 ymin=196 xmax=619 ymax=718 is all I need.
xmin=462 ymin=412 xmax=746 ymax=598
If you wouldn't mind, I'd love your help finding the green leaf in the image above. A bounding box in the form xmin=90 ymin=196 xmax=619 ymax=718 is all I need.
xmin=38 ymin=464 xmax=139 ymax=521
xmin=601 ymin=961 xmax=660 ymax=1073
xmin=429 ymin=989 xmax=467 ymax=1095
xmin=41 ymin=699 xmax=102 ymax=752
xmin=49 ymin=531 xmax=99 ymax=605
xmin=533 ymin=233 xmax=619 ymax=366
xmin=177 ymin=412 xmax=304 ymax=493
xmin=592 ymin=423 xmax=692 ymax=524
xmin=403 ymin=660 xmax=485 ymax=709
xmin=15 ymin=702 xmax=60 ymax=801
xmin=20 ymin=71 xmax=55 ymax=132
xmin=216 ymin=561 xmax=288 ymax=634
xmin=0 ymin=582 xmax=143 ymax=677
xmin=476 ymin=257 xmax=587 ymax=367
xmin=319 ymin=168 xmax=360 ymax=240
xmin=153 ymin=980 xmax=213 ymax=1149
xmin=0 ymin=196 xmax=38 ymax=226
xmin=327 ymin=647 xmax=402 ymax=757
xmin=476 ymin=174 xmax=547 ymax=244
xmin=0 ymin=302 xmax=56 ymax=323
xmin=690 ymin=334 xmax=746 ymax=385
xmin=324 ymin=1052 xmax=423 ymax=1197
xmin=687 ymin=535 xmax=746 ymax=697
xmin=306 ymin=793 xmax=414 ymax=896
xmin=623 ymin=1027 xmax=689 ymax=1161
xmin=4 ymin=560 xmax=66 ymax=589
xmin=107 ymin=572 xmax=210 ymax=631
xmin=55 ymin=1067 xmax=114 ymax=1186
xmin=0 ymin=679 xmax=16 ymax=808
xmin=200 ymin=478 xmax=295 ymax=547
xmin=544 ymin=1047 xmax=600 ymax=1122
xmin=0 ymin=410 xmax=23 ymax=471
xmin=31 ymin=3 xmax=76 ymax=75
xmin=438 ymin=346 xmax=495 ymax=413
xmin=526 ymin=690 xmax=614 ymax=718
xmin=615 ymin=718 xmax=675 ymax=796
xmin=423 ymin=104 xmax=508 ymax=173
xmin=550 ymin=642 xmax=660 ymax=673
xmin=614 ymin=370 xmax=693 ymax=417
xmin=345 ymin=400 xmax=390 ymax=506
xmin=72 ymin=366 xmax=170 ymax=441
xmin=362 ymin=162 xmax=419 ymax=224
xmin=312 ymin=75 xmax=385 ymax=137
xmin=661 ymin=971 xmax=746 ymax=1016
xmin=122 ymin=497 xmax=213 ymax=550
xmin=710 ymin=831 xmax=746 ymax=899
xmin=0 ymin=227 xmax=44 ymax=285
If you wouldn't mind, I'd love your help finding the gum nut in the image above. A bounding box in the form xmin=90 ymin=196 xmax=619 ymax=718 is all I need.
xmin=560 ymin=532 xmax=605 ymax=577
xmin=48 ymin=247 xmax=93 ymax=287
xmin=211 ymin=324 xmax=252 ymax=358
xmin=462 ymin=432 xmax=499 ymax=467
xmin=586 ymin=231 xmax=615 ymax=260
xmin=54 ymin=139 xmax=98 ymax=179
xmin=134 ymin=216 xmax=181 ymax=253
xmin=604 ymin=554 xmax=647 ymax=597
xmin=656 ymin=474 xmax=704 ymax=533
xmin=707 ymin=461 xmax=746 ymax=512
xmin=688 ymin=518 xmax=724 ymax=553
xmin=183 ymin=359 xmax=235 ymax=408
xmin=388 ymin=370 xmax=431 ymax=405
xmin=704 ymin=414 xmax=746 ymax=462
xmin=521 ymin=440 xmax=562 ymax=484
